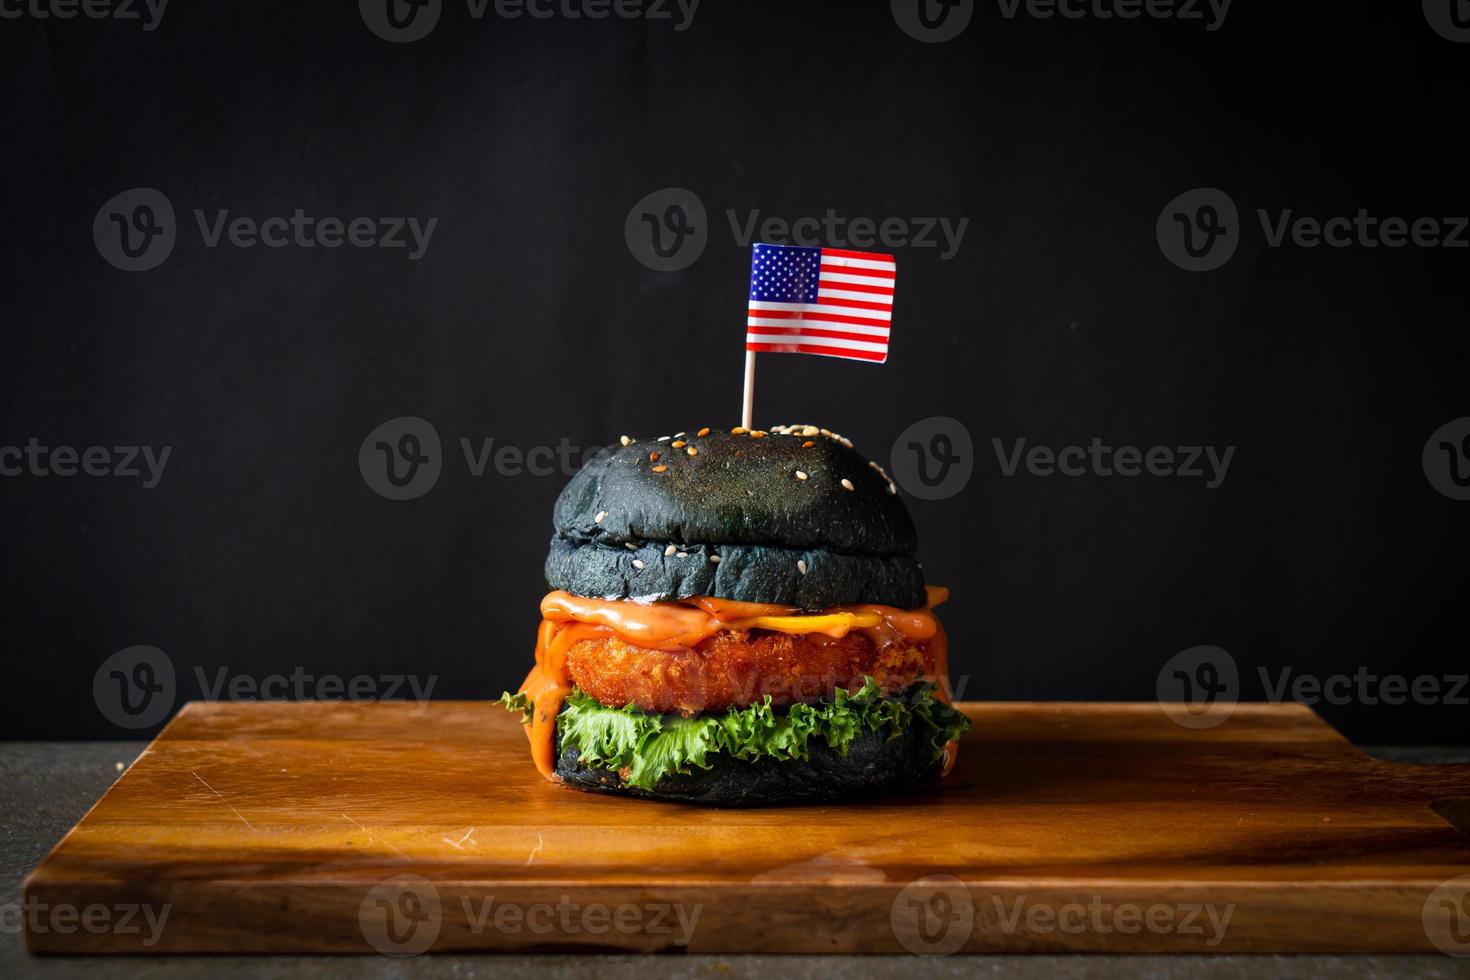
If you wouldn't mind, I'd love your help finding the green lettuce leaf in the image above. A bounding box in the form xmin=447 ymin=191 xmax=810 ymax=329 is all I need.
xmin=498 ymin=691 xmax=534 ymax=723
xmin=500 ymin=677 xmax=971 ymax=791
xmin=626 ymin=714 xmax=721 ymax=788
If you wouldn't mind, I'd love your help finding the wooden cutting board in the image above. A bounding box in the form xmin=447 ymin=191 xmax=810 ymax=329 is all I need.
xmin=23 ymin=700 xmax=1470 ymax=955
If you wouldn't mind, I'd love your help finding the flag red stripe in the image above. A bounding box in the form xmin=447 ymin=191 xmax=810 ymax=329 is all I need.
xmin=746 ymin=342 xmax=888 ymax=362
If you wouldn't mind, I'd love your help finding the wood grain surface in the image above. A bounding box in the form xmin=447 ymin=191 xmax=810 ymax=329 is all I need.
xmin=22 ymin=701 xmax=1470 ymax=955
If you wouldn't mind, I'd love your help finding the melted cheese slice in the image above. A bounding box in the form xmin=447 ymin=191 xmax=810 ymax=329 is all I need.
xmin=540 ymin=591 xmax=908 ymax=649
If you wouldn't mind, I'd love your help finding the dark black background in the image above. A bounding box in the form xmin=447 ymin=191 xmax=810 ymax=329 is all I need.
xmin=2 ymin=1 xmax=1466 ymax=743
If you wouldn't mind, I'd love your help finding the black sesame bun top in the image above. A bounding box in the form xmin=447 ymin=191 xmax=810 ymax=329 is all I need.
xmin=543 ymin=425 xmax=927 ymax=609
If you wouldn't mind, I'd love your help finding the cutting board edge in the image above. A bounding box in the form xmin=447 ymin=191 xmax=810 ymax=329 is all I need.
xmin=20 ymin=876 xmax=1458 ymax=955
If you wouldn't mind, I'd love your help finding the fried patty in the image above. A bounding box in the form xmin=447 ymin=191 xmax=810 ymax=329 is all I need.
xmin=564 ymin=628 xmax=930 ymax=715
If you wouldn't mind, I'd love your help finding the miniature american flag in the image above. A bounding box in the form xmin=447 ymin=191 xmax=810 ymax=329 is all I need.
xmin=745 ymin=243 xmax=896 ymax=363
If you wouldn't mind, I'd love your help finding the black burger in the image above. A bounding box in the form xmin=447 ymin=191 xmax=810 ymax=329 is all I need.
xmin=499 ymin=424 xmax=969 ymax=806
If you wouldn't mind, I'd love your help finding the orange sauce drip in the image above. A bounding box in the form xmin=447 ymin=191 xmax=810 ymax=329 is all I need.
xmin=515 ymin=586 xmax=955 ymax=782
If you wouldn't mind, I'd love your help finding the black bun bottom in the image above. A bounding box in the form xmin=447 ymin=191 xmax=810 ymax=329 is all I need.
xmin=554 ymin=726 xmax=945 ymax=807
